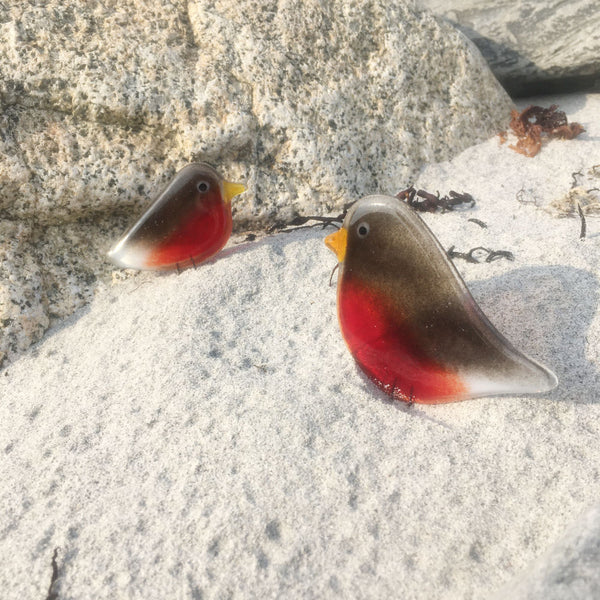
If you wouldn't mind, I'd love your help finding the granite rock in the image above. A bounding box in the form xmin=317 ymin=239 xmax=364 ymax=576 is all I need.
xmin=0 ymin=221 xmax=48 ymax=367
xmin=417 ymin=0 xmax=600 ymax=96
xmin=0 ymin=0 xmax=513 ymax=365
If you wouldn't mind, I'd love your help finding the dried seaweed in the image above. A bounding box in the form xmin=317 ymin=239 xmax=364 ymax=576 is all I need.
xmin=447 ymin=246 xmax=514 ymax=264
xmin=396 ymin=187 xmax=475 ymax=213
xmin=265 ymin=187 xmax=475 ymax=236
xmin=505 ymin=104 xmax=585 ymax=157
xmin=268 ymin=202 xmax=356 ymax=234
xmin=571 ymin=170 xmax=584 ymax=188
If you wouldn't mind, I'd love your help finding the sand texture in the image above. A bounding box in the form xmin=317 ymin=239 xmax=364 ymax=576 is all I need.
xmin=1 ymin=94 xmax=600 ymax=598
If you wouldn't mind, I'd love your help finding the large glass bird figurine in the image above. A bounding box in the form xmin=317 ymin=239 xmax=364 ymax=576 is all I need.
xmin=108 ymin=163 xmax=246 ymax=271
xmin=325 ymin=195 xmax=558 ymax=404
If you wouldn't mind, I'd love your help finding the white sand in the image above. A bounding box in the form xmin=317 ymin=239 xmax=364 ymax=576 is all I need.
xmin=1 ymin=94 xmax=600 ymax=599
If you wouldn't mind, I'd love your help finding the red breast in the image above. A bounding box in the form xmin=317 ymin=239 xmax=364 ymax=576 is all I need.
xmin=325 ymin=195 xmax=558 ymax=404
xmin=108 ymin=163 xmax=245 ymax=271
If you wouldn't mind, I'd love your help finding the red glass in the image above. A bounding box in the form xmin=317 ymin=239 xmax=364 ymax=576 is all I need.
xmin=108 ymin=163 xmax=244 ymax=271
xmin=326 ymin=195 xmax=558 ymax=404
xmin=338 ymin=277 xmax=466 ymax=403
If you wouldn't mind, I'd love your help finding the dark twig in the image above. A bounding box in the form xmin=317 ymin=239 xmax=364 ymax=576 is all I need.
xmin=467 ymin=218 xmax=487 ymax=228
xmin=45 ymin=548 xmax=60 ymax=600
xmin=127 ymin=280 xmax=152 ymax=294
xmin=262 ymin=187 xmax=476 ymax=237
xmin=268 ymin=208 xmax=350 ymax=234
xmin=571 ymin=170 xmax=583 ymax=188
xmin=329 ymin=263 xmax=339 ymax=286
xmin=577 ymin=203 xmax=587 ymax=240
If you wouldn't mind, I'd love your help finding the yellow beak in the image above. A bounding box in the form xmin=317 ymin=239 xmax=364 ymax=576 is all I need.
xmin=324 ymin=227 xmax=347 ymax=263
xmin=222 ymin=180 xmax=247 ymax=203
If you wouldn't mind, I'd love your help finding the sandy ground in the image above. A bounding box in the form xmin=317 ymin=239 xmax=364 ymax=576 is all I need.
xmin=1 ymin=94 xmax=600 ymax=599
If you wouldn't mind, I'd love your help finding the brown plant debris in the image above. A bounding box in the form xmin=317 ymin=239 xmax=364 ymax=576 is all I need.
xmin=548 ymin=187 xmax=600 ymax=217
xmin=396 ymin=187 xmax=475 ymax=213
xmin=548 ymin=165 xmax=600 ymax=217
xmin=504 ymin=104 xmax=585 ymax=157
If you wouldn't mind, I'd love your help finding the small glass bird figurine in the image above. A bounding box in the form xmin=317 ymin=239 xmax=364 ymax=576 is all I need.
xmin=325 ymin=195 xmax=558 ymax=404
xmin=108 ymin=163 xmax=246 ymax=271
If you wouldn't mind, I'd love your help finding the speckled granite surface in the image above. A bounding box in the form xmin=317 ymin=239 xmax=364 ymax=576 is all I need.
xmin=0 ymin=0 xmax=513 ymax=366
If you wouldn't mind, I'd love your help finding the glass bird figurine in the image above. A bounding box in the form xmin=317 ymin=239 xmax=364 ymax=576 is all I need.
xmin=108 ymin=163 xmax=246 ymax=271
xmin=325 ymin=195 xmax=558 ymax=404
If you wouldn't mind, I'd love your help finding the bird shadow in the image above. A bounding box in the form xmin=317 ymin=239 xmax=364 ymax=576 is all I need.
xmin=470 ymin=265 xmax=600 ymax=405
xmin=16 ymin=227 xmax=333 ymax=366
xmin=223 ymin=225 xmax=336 ymax=259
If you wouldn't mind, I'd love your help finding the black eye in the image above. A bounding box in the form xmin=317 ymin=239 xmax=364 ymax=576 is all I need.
xmin=197 ymin=181 xmax=210 ymax=193
xmin=357 ymin=222 xmax=370 ymax=238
